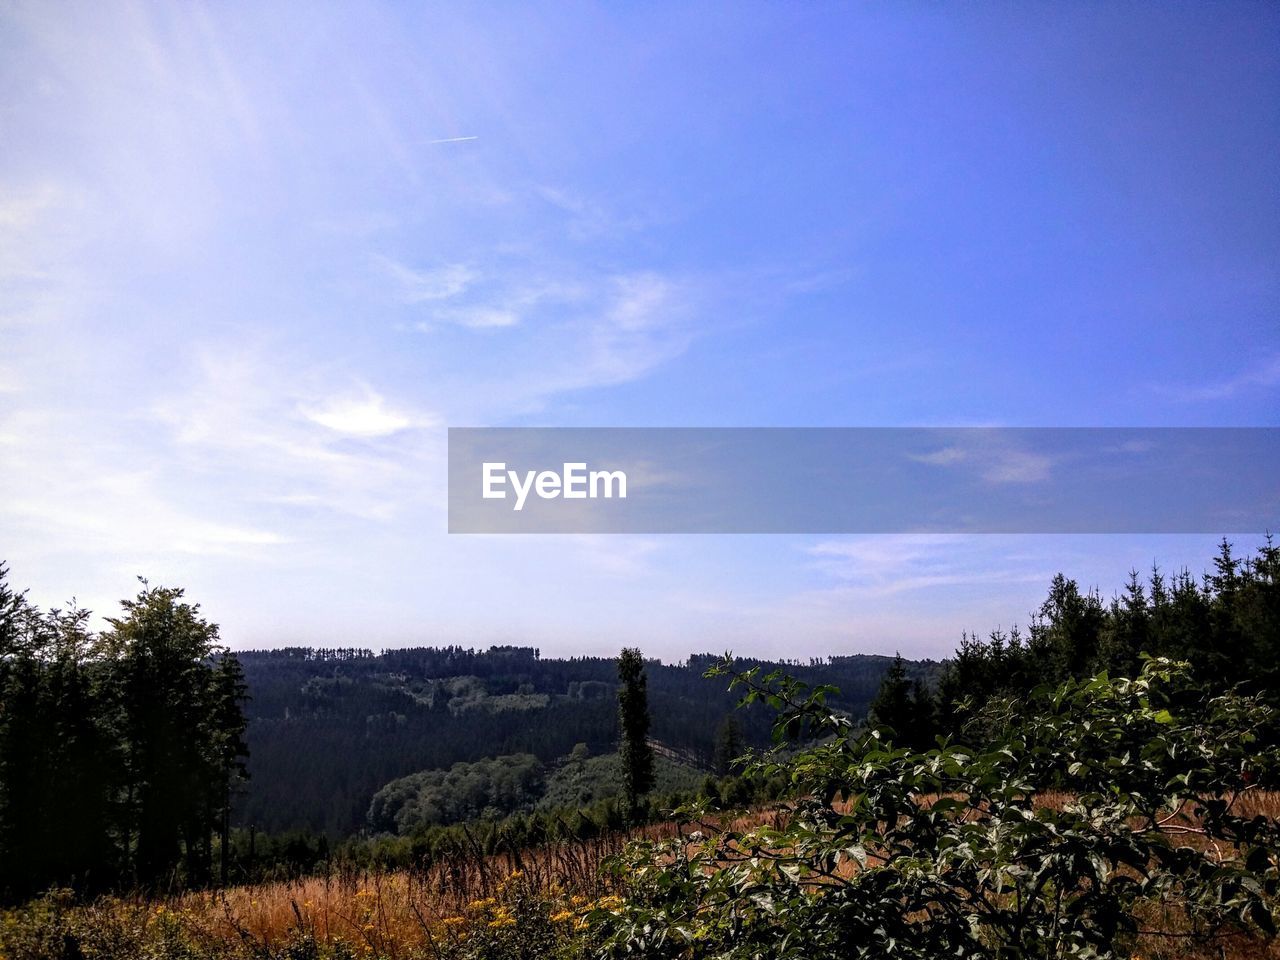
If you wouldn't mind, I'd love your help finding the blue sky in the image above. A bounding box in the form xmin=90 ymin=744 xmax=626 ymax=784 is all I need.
xmin=1 ymin=2 xmax=1276 ymax=659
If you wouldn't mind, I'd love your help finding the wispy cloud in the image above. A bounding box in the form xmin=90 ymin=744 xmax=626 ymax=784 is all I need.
xmin=414 ymin=273 xmax=601 ymax=333
xmin=981 ymin=449 xmax=1053 ymax=484
xmin=565 ymin=535 xmax=664 ymax=577
xmin=555 ymin=273 xmax=684 ymax=380
xmin=378 ymin=257 xmax=477 ymax=304
xmin=427 ymin=306 xmax=523 ymax=329
xmin=154 ymin=347 xmax=444 ymax=522
xmin=910 ymin=446 xmax=967 ymax=466
xmin=400 ymin=266 xmax=695 ymax=413
xmin=0 ymin=404 xmax=290 ymax=564
xmin=908 ymin=435 xmax=1055 ymax=485
xmin=785 ymin=267 xmax=857 ymax=294
xmin=1151 ymin=355 xmax=1280 ymax=402
xmin=534 ymin=184 xmax=652 ymax=240
xmin=806 ymin=535 xmax=1050 ymax=597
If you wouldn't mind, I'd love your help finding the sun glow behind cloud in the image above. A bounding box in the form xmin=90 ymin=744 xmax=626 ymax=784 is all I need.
xmin=302 ymin=394 xmax=422 ymax=438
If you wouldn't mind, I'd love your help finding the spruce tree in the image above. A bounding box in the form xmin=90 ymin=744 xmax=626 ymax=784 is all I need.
xmin=712 ymin=714 xmax=745 ymax=776
xmin=869 ymin=653 xmax=913 ymax=740
xmin=617 ymin=647 xmax=654 ymax=817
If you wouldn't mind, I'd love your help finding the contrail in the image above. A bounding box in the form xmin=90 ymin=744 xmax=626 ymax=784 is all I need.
xmin=429 ymin=136 xmax=479 ymax=144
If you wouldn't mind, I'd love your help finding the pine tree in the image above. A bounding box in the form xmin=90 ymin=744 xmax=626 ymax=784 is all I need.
xmin=211 ymin=652 xmax=250 ymax=886
xmin=43 ymin=603 xmax=119 ymax=892
xmin=1097 ymin=570 xmax=1149 ymax=677
xmin=617 ymin=647 xmax=654 ymax=817
xmin=712 ymin=714 xmax=745 ymax=776
xmin=908 ymin=677 xmax=937 ymax=750
xmin=870 ymin=653 xmax=937 ymax=750
xmin=869 ymin=653 xmax=913 ymax=739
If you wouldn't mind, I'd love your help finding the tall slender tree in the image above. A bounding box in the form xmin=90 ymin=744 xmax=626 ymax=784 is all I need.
xmin=617 ymin=647 xmax=654 ymax=817
xmin=212 ymin=651 xmax=250 ymax=886
xmin=712 ymin=714 xmax=745 ymax=776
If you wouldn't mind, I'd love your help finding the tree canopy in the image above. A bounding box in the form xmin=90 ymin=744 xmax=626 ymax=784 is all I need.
xmin=0 ymin=568 xmax=249 ymax=899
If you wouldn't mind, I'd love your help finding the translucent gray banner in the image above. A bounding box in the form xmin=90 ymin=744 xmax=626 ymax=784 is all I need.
xmin=447 ymin=428 xmax=1278 ymax=534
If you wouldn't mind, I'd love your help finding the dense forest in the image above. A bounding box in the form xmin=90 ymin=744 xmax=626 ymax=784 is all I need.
xmin=233 ymin=644 xmax=931 ymax=836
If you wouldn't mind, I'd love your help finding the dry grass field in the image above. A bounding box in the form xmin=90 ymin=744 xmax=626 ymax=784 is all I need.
xmin=1 ymin=796 xmax=1276 ymax=959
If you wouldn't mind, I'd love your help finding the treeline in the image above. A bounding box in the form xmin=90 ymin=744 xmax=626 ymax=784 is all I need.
xmin=0 ymin=567 xmax=248 ymax=901
xmin=867 ymin=537 xmax=1280 ymax=750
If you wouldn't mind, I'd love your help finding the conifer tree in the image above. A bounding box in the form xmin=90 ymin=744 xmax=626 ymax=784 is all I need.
xmin=712 ymin=713 xmax=745 ymax=776
xmin=869 ymin=653 xmax=913 ymax=737
xmin=617 ymin=647 xmax=654 ymax=817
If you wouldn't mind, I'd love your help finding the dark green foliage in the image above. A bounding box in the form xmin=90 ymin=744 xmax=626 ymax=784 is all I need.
xmin=617 ymin=648 xmax=654 ymax=816
xmin=0 ymin=567 xmax=249 ymax=899
xmin=538 ymin=749 xmax=704 ymax=814
xmin=597 ymin=655 xmax=1280 ymax=959
xmin=0 ymin=582 xmax=118 ymax=899
xmin=369 ymin=754 xmax=546 ymax=833
xmin=212 ymin=651 xmax=250 ymax=886
xmin=366 ymin=748 xmax=707 ymax=837
xmin=935 ymin=537 xmax=1280 ymax=735
xmin=102 ymin=583 xmax=249 ymax=889
xmin=868 ymin=652 xmax=937 ymax=750
xmin=711 ymin=714 xmax=745 ymax=776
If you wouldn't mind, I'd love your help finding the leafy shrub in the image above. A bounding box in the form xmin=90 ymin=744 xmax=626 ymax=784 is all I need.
xmin=595 ymin=656 xmax=1280 ymax=959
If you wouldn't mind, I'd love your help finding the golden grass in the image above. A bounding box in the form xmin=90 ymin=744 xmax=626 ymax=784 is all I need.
xmin=159 ymin=831 xmax=632 ymax=954
xmin=4 ymin=794 xmax=1276 ymax=959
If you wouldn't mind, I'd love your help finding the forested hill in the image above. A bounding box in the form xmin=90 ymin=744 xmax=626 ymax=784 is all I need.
xmin=233 ymin=646 xmax=936 ymax=836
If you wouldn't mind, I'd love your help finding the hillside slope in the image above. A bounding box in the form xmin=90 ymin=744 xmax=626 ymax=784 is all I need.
xmin=234 ymin=647 xmax=936 ymax=835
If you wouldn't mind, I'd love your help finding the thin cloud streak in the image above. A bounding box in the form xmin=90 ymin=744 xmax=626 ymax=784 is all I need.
xmin=1151 ymin=355 xmax=1280 ymax=403
xmin=908 ymin=435 xmax=1056 ymax=485
xmin=806 ymin=535 xmax=1053 ymax=598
